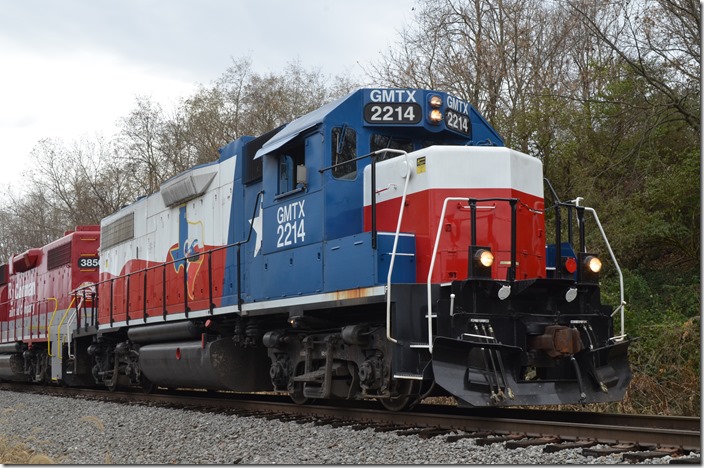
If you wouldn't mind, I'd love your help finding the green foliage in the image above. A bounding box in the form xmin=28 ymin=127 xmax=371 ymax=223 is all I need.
xmin=622 ymin=313 xmax=700 ymax=415
xmin=598 ymin=267 xmax=700 ymax=415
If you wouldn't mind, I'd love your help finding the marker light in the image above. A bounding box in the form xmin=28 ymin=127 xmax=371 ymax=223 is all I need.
xmin=429 ymin=95 xmax=442 ymax=108
xmin=585 ymin=255 xmax=602 ymax=273
xmin=429 ymin=109 xmax=443 ymax=124
xmin=475 ymin=249 xmax=494 ymax=268
xmin=564 ymin=257 xmax=577 ymax=274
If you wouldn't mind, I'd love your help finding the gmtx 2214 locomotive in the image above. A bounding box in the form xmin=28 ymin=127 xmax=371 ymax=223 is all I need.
xmin=0 ymin=88 xmax=632 ymax=409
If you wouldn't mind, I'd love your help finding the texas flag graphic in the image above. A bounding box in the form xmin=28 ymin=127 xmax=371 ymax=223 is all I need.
xmin=168 ymin=206 xmax=204 ymax=300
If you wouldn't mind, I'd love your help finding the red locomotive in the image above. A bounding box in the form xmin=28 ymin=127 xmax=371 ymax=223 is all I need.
xmin=0 ymin=226 xmax=100 ymax=384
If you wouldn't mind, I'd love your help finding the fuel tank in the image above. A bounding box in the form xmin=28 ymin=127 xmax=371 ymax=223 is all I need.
xmin=0 ymin=354 xmax=28 ymax=382
xmin=138 ymin=338 xmax=271 ymax=391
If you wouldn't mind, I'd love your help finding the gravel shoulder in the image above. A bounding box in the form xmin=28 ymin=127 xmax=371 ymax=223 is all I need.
xmin=0 ymin=390 xmax=695 ymax=464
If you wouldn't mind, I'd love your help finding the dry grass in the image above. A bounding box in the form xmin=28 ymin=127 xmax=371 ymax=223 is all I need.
xmin=613 ymin=372 xmax=701 ymax=416
xmin=418 ymin=372 xmax=700 ymax=416
xmin=0 ymin=438 xmax=55 ymax=464
xmin=79 ymin=415 xmax=105 ymax=432
xmin=420 ymin=396 xmax=457 ymax=406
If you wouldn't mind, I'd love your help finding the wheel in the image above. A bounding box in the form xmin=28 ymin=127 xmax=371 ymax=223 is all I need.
xmin=288 ymin=363 xmax=313 ymax=405
xmin=380 ymin=379 xmax=421 ymax=411
xmin=106 ymin=373 xmax=118 ymax=392
xmin=140 ymin=375 xmax=155 ymax=394
xmin=289 ymin=383 xmax=310 ymax=405
xmin=39 ymin=369 xmax=50 ymax=386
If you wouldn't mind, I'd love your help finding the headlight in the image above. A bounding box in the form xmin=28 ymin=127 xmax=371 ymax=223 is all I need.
xmin=429 ymin=95 xmax=442 ymax=108
xmin=585 ymin=255 xmax=602 ymax=273
xmin=428 ymin=109 xmax=443 ymax=124
xmin=469 ymin=246 xmax=493 ymax=278
xmin=475 ymin=249 xmax=494 ymax=267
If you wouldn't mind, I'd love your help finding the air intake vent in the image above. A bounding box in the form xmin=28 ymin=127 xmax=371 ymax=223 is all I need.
xmin=101 ymin=212 xmax=135 ymax=251
xmin=160 ymin=171 xmax=217 ymax=207
xmin=48 ymin=242 xmax=72 ymax=270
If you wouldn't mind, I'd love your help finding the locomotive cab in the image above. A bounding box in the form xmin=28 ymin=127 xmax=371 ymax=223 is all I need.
xmin=252 ymin=89 xmax=501 ymax=298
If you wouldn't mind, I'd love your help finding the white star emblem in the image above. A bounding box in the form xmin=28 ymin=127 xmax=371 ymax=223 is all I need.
xmin=249 ymin=197 xmax=263 ymax=256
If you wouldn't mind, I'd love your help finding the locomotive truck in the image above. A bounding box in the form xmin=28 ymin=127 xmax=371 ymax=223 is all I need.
xmin=0 ymin=88 xmax=632 ymax=409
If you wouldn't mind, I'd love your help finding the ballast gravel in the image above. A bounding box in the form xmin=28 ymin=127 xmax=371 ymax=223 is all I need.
xmin=0 ymin=390 xmax=696 ymax=464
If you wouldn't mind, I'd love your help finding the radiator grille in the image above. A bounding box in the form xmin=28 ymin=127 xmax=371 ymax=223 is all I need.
xmin=47 ymin=242 xmax=72 ymax=270
xmin=101 ymin=212 xmax=135 ymax=250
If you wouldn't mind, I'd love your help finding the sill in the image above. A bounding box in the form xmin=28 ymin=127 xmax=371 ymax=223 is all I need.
xmin=274 ymin=185 xmax=306 ymax=201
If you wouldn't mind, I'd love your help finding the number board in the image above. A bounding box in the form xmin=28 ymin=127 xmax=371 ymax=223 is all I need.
xmin=364 ymin=103 xmax=421 ymax=124
xmin=78 ymin=256 xmax=100 ymax=269
xmin=445 ymin=109 xmax=471 ymax=135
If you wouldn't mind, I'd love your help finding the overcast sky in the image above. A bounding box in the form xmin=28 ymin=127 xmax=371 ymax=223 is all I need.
xmin=0 ymin=0 xmax=417 ymax=191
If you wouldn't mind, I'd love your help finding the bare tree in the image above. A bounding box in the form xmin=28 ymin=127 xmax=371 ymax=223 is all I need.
xmin=178 ymin=57 xmax=254 ymax=165
xmin=367 ymin=0 xmax=577 ymax=150
xmin=242 ymin=60 xmax=334 ymax=135
xmin=174 ymin=57 xmax=359 ymax=166
xmin=117 ymin=97 xmax=169 ymax=195
xmin=0 ymin=190 xmax=64 ymax=261
xmin=567 ymin=0 xmax=701 ymax=132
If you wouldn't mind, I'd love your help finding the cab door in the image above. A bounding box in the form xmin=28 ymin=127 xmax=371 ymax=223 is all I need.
xmin=255 ymin=131 xmax=324 ymax=300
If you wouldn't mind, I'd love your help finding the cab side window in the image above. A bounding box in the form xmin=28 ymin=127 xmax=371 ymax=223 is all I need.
xmin=332 ymin=127 xmax=357 ymax=180
xmin=277 ymin=143 xmax=305 ymax=195
xmin=279 ymin=155 xmax=295 ymax=193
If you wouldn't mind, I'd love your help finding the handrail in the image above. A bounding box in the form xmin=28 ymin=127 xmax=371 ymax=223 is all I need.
xmin=320 ymin=148 xmax=406 ymax=250
xmin=65 ymin=310 xmax=77 ymax=358
xmin=426 ymin=197 xmax=468 ymax=352
xmin=382 ymin=149 xmax=411 ymax=345
xmin=73 ymin=190 xmax=265 ymax=321
xmin=57 ymin=296 xmax=76 ymax=359
xmin=0 ymin=297 xmax=55 ymax=340
xmin=20 ymin=296 xmax=25 ymax=342
xmin=323 ymin=146 xmax=412 ymax=344
xmin=547 ymin=199 xmax=627 ymax=340
xmin=584 ymin=207 xmax=627 ymax=341
xmin=426 ymin=197 xmax=521 ymax=352
xmin=65 ymin=296 xmax=84 ymax=359
xmin=237 ymin=190 xmax=264 ymax=311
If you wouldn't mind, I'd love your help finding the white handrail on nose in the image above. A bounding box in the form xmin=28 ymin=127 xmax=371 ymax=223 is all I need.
xmin=380 ymin=149 xmax=410 ymax=345
xmin=583 ymin=207 xmax=627 ymax=341
xmin=424 ymin=197 xmax=469 ymax=353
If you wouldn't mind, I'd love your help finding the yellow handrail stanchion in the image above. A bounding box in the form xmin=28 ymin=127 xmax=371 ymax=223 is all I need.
xmin=57 ymin=296 xmax=76 ymax=360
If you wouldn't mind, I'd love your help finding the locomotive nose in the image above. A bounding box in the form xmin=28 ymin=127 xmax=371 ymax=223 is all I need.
xmin=431 ymin=332 xmax=632 ymax=407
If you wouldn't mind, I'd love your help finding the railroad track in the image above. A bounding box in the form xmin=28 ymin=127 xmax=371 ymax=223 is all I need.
xmin=2 ymin=383 xmax=699 ymax=463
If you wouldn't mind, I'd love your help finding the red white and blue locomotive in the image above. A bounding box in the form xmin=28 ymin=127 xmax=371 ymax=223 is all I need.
xmin=0 ymin=88 xmax=632 ymax=408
